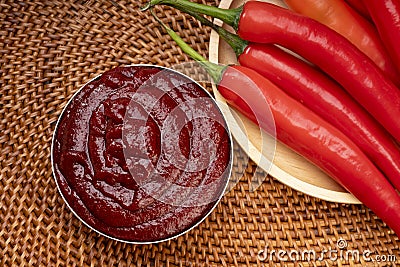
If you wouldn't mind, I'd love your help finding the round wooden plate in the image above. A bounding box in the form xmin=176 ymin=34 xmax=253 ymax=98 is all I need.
xmin=209 ymin=0 xmax=361 ymax=204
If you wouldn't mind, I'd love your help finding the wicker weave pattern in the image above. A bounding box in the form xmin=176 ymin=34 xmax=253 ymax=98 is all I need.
xmin=0 ymin=0 xmax=399 ymax=266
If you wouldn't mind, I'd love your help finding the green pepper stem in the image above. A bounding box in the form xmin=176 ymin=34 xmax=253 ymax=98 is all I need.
xmin=188 ymin=12 xmax=248 ymax=57
xmin=142 ymin=0 xmax=243 ymax=30
xmin=151 ymin=10 xmax=226 ymax=83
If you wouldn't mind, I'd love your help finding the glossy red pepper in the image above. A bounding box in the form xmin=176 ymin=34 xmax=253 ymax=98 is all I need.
xmin=237 ymin=2 xmax=400 ymax=143
xmin=151 ymin=11 xmax=400 ymax=236
xmin=189 ymin=11 xmax=400 ymax=192
xmin=364 ymin=0 xmax=400 ymax=73
xmin=283 ymin=0 xmax=400 ymax=86
xmin=345 ymin=0 xmax=371 ymax=19
xmin=144 ymin=0 xmax=400 ymax=142
xmin=240 ymin=44 xmax=400 ymax=191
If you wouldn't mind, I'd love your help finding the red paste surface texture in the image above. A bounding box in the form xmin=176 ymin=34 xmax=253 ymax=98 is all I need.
xmin=52 ymin=66 xmax=231 ymax=242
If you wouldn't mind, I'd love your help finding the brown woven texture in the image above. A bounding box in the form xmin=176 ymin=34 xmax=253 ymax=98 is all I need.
xmin=1 ymin=0 xmax=399 ymax=266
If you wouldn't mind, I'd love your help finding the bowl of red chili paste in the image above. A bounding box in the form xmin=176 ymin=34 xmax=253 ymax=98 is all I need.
xmin=51 ymin=65 xmax=232 ymax=243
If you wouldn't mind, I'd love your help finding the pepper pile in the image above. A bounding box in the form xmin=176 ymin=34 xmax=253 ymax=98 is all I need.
xmin=142 ymin=0 xmax=400 ymax=237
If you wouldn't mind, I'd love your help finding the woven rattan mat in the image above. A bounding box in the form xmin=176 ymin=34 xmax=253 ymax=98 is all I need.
xmin=1 ymin=0 xmax=399 ymax=266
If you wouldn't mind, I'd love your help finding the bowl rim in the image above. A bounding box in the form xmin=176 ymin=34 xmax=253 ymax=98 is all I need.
xmin=50 ymin=63 xmax=234 ymax=244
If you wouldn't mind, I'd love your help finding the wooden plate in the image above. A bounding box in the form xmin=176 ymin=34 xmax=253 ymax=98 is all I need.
xmin=209 ymin=0 xmax=361 ymax=204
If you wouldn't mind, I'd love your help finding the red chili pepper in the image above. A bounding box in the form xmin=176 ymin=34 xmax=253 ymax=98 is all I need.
xmin=344 ymin=0 xmax=371 ymax=19
xmin=235 ymin=2 xmax=400 ymax=143
xmin=142 ymin=0 xmax=400 ymax=143
xmin=189 ymin=12 xmax=400 ymax=192
xmin=364 ymin=0 xmax=400 ymax=74
xmin=149 ymin=11 xmax=400 ymax=236
xmin=283 ymin=0 xmax=400 ymax=86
